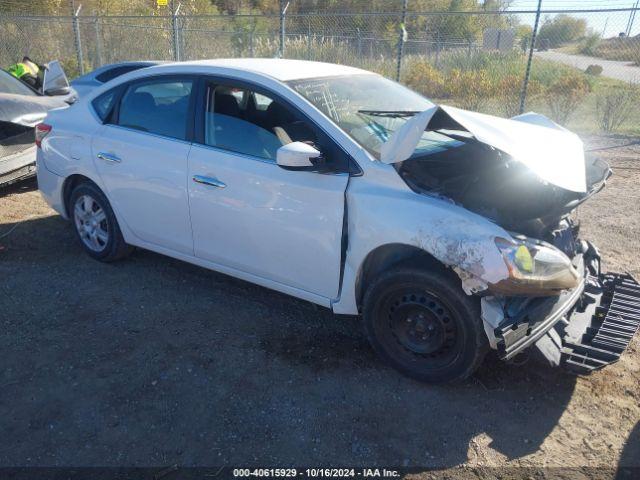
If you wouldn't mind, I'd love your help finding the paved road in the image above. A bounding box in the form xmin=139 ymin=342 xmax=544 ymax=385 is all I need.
xmin=535 ymin=50 xmax=640 ymax=83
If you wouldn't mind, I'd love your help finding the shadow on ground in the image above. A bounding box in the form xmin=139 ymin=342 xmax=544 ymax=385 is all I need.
xmin=0 ymin=214 xmax=579 ymax=467
xmin=616 ymin=421 xmax=640 ymax=478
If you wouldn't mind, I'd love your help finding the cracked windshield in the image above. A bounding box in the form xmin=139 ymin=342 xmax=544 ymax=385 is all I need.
xmin=288 ymin=73 xmax=463 ymax=159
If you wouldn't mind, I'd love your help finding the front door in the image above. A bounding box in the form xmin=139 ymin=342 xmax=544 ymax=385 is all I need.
xmin=188 ymin=81 xmax=349 ymax=299
xmin=92 ymin=76 xmax=195 ymax=254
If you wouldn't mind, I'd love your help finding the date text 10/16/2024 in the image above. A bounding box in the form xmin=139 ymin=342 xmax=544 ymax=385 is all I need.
xmin=232 ymin=468 xmax=401 ymax=478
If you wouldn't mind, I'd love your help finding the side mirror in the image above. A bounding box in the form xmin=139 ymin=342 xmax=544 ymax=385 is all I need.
xmin=45 ymin=86 xmax=71 ymax=96
xmin=276 ymin=141 xmax=322 ymax=170
xmin=42 ymin=60 xmax=71 ymax=96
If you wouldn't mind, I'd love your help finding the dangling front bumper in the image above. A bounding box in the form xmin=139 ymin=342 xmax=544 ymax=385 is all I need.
xmin=552 ymin=272 xmax=640 ymax=373
xmin=482 ymin=246 xmax=640 ymax=373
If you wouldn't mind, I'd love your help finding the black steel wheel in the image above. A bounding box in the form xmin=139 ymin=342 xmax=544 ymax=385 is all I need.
xmin=362 ymin=265 xmax=488 ymax=383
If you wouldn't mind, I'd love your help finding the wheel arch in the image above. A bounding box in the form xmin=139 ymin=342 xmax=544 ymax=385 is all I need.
xmin=354 ymin=243 xmax=447 ymax=311
xmin=62 ymin=174 xmax=102 ymax=218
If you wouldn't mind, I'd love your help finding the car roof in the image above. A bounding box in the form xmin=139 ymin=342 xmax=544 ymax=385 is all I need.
xmin=151 ymin=58 xmax=373 ymax=82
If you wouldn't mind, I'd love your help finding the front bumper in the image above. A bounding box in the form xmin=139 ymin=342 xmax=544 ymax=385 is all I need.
xmin=482 ymin=248 xmax=640 ymax=373
xmin=558 ymin=272 xmax=640 ymax=373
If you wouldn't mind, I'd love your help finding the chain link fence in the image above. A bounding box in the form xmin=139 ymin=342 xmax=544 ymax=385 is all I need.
xmin=1 ymin=6 xmax=640 ymax=134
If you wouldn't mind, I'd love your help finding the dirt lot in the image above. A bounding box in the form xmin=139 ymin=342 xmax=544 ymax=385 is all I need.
xmin=0 ymin=135 xmax=639 ymax=474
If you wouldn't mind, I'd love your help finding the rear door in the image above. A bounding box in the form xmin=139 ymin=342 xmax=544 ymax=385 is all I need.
xmin=187 ymin=79 xmax=351 ymax=299
xmin=92 ymin=76 xmax=195 ymax=254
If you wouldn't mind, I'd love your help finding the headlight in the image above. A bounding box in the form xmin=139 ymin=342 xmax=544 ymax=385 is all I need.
xmin=493 ymin=237 xmax=580 ymax=295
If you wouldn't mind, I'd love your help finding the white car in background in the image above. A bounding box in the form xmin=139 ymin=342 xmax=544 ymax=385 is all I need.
xmin=70 ymin=61 xmax=161 ymax=97
xmin=36 ymin=59 xmax=639 ymax=383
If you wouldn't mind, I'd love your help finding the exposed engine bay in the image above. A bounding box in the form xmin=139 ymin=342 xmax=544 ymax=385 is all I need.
xmin=381 ymin=105 xmax=638 ymax=373
xmin=1 ymin=60 xmax=73 ymax=186
xmin=0 ymin=120 xmax=38 ymax=186
xmin=395 ymin=111 xmax=611 ymax=243
xmin=0 ymin=121 xmax=34 ymax=156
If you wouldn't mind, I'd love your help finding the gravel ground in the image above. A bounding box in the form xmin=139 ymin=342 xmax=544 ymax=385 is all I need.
xmin=0 ymin=135 xmax=638 ymax=474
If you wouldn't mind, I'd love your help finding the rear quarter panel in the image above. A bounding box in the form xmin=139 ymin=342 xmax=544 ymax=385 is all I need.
xmin=40 ymin=102 xmax=103 ymax=182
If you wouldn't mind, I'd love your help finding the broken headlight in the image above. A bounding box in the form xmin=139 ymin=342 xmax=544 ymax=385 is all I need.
xmin=493 ymin=237 xmax=580 ymax=295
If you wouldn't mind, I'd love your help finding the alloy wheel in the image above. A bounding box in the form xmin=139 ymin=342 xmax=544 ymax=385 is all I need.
xmin=73 ymin=194 xmax=109 ymax=252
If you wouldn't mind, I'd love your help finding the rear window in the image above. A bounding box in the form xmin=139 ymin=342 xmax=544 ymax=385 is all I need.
xmin=116 ymin=78 xmax=193 ymax=140
xmin=95 ymin=65 xmax=149 ymax=83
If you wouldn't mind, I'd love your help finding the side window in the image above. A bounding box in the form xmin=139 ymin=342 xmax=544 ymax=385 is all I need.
xmin=117 ymin=78 xmax=193 ymax=140
xmin=92 ymin=89 xmax=118 ymax=121
xmin=204 ymin=83 xmax=318 ymax=161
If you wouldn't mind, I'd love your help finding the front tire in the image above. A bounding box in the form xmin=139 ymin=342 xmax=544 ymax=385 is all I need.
xmin=362 ymin=266 xmax=488 ymax=384
xmin=69 ymin=182 xmax=132 ymax=262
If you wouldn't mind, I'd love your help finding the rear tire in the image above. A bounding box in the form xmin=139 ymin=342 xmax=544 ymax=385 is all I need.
xmin=362 ymin=266 xmax=488 ymax=384
xmin=69 ymin=182 xmax=133 ymax=262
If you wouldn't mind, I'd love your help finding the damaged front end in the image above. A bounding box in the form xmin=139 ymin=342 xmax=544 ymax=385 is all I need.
xmin=1 ymin=96 xmax=47 ymax=186
xmin=1 ymin=81 xmax=67 ymax=187
xmin=0 ymin=120 xmax=38 ymax=186
xmin=482 ymin=244 xmax=640 ymax=373
xmin=384 ymin=105 xmax=640 ymax=373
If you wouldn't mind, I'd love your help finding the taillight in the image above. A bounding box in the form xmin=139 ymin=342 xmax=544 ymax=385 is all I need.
xmin=35 ymin=123 xmax=52 ymax=148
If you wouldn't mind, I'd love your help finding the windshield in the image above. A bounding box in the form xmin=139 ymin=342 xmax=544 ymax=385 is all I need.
xmin=0 ymin=69 xmax=36 ymax=96
xmin=287 ymin=74 xmax=462 ymax=159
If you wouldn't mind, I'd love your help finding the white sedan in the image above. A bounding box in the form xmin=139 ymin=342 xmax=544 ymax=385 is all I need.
xmin=36 ymin=59 xmax=639 ymax=383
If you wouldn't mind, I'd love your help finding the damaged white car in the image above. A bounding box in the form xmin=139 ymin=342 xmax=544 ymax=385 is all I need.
xmin=36 ymin=59 xmax=640 ymax=383
xmin=1 ymin=61 xmax=74 ymax=186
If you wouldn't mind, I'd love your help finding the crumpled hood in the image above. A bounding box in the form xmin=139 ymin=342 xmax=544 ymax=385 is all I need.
xmin=380 ymin=105 xmax=586 ymax=193
xmin=0 ymin=93 xmax=68 ymax=127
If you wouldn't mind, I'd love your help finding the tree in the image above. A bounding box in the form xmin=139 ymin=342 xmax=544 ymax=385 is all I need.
xmin=516 ymin=24 xmax=533 ymax=51
xmin=537 ymin=14 xmax=587 ymax=48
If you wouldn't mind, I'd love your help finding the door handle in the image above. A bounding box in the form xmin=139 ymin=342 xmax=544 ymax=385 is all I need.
xmin=97 ymin=152 xmax=121 ymax=163
xmin=193 ymin=175 xmax=226 ymax=189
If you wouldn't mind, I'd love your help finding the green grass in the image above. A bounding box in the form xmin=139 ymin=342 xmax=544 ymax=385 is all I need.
xmin=556 ymin=37 xmax=640 ymax=66
xmin=401 ymin=49 xmax=640 ymax=136
xmin=593 ymin=37 xmax=640 ymax=65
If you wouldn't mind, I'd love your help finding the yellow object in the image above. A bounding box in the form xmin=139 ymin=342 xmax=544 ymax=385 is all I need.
xmin=515 ymin=245 xmax=534 ymax=273
xmin=157 ymin=0 xmax=168 ymax=6
xmin=8 ymin=61 xmax=38 ymax=79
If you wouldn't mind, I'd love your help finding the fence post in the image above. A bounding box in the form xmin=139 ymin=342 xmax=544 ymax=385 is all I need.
xmin=94 ymin=14 xmax=102 ymax=67
xmin=279 ymin=1 xmax=289 ymax=58
xmin=395 ymin=0 xmax=408 ymax=82
xmin=519 ymin=0 xmax=543 ymax=114
xmin=307 ymin=19 xmax=312 ymax=60
xmin=71 ymin=1 xmax=84 ymax=75
xmin=171 ymin=1 xmax=181 ymax=61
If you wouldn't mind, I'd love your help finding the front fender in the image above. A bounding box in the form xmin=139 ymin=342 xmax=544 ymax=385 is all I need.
xmin=332 ymin=172 xmax=511 ymax=314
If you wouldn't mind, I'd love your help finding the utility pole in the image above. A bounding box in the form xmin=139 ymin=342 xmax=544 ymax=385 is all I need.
xmin=625 ymin=0 xmax=639 ymax=37
xmin=519 ymin=0 xmax=542 ymax=115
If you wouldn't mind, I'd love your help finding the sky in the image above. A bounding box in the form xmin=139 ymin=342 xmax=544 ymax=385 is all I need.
xmin=504 ymin=0 xmax=640 ymax=37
